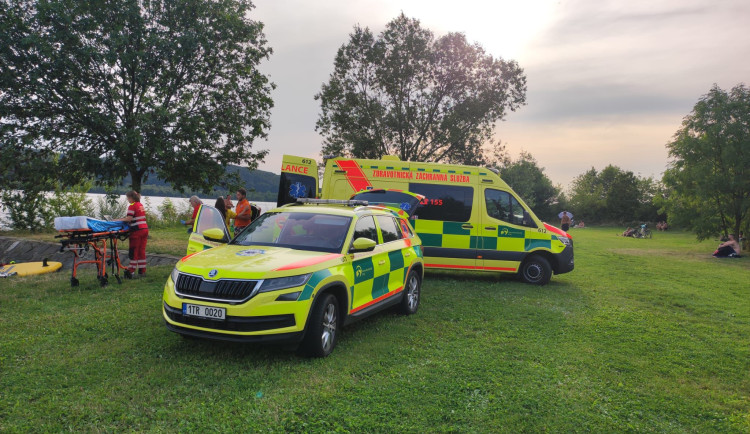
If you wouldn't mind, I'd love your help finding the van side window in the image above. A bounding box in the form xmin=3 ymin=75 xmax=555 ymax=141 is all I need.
xmin=510 ymin=196 xmax=537 ymax=228
xmin=376 ymin=215 xmax=401 ymax=243
xmin=409 ymin=183 xmax=473 ymax=222
xmin=485 ymin=189 xmax=537 ymax=228
xmin=353 ymin=216 xmax=378 ymax=243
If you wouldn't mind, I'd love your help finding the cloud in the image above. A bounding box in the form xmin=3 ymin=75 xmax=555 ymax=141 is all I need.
xmin=249 ymin=0 xmax=750 ymax=187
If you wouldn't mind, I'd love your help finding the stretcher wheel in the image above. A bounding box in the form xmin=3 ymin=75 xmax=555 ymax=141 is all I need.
xmin=115 ymin=275 xmax=122 ymax=284
xmin=71 ymin=277 xmax=79 ymax=287
xmin=99 ymin=275 xmax=108 ymax=287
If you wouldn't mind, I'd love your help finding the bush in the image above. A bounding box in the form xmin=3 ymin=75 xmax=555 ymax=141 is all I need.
xmin=95 ymin=194 xmax=129 ymax=220
xmin=0 ymin=189 xmax=47 ymax=231
xmin=146 ymin=197 xmax=192 ymax=229
xmin=42 ymin=182 xmax=95 ymax=228
xmin=1 ymin=182 xmax=94 ymax=231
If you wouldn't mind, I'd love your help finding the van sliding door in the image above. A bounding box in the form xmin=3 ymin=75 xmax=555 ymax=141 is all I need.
xmin=408 ymin=183 xmax=478 ymax=270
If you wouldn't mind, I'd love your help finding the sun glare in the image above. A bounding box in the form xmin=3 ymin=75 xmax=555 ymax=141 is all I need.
xmin=397 ymin=0 xmax=558 ymax=59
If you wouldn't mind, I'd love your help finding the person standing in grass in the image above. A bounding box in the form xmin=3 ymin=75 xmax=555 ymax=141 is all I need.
xmin=224 ymin=196 xmax=236 ymax=236
xmin=234 ymin=188 xmax=253 ymax=232
xmin=118 ymin=190 xmax=149 ymax=278
xmin=214 ymin=196 xmax=227 ymax=221
xmin=560 ymin=211 xmax=572 ymax=232
xmin=182 ymin=196 xmax=203 ymax=231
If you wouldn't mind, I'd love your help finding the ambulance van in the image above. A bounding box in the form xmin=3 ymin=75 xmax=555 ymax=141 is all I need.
xmin=278 ymin=155 xmax=574 ymax=285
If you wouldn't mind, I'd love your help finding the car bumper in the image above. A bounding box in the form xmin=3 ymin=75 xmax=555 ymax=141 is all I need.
xmin=162 ymin=277 xmax=311 ymax=341
xmin=553 ymin=244 xmax=575 ymax=274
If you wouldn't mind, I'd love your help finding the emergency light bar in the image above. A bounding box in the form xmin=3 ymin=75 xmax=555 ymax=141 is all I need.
xmin=296 ymin=198 xmax=369 ymax=206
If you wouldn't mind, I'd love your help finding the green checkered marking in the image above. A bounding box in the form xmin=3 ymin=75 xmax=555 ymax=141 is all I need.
xmin=525 ymin=239 xmax=551 ymax=251
xmin=353 ymin=257 xmax=375 ymax=284
xmin=497 ymin=225 xmax=525 ymax=238
xmin=481 ymin=236 xmax=497 ymax=250
xmin=418 ymin=233 xmax=442 ymax=247
xmin=372 ymin=274 xmax=389 ymax=298
xmin=443 ymin=221 xmax=470 ymax=235
xmin=413 ymin=245 xmax=423 ymax=258
xmin=388 ymin=250 xmax=404 ymax=271
xmin=298 ymin=269 xmax=332 ymax=301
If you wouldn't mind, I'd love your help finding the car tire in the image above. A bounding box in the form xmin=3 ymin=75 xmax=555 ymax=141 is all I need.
xmin=519 ymin=255 xmax=552 ymax=285
xmin=299 ymin=293 xmax=339 ymax=358
xmin=398 ymin=269 xmax=421 ymax=315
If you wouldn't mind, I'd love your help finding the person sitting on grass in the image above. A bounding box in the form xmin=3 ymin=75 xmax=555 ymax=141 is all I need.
xmin=622 ymin=227 xmax=635 ymax=237
xmin=713 ymin=234 xmax=740 ymax=258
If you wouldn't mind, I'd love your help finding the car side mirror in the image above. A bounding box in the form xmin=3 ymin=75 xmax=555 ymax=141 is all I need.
xmin=350 ymin=237 xmax=376 ymax=252
xmin=202 ymin=228 xmax=228 ymax=243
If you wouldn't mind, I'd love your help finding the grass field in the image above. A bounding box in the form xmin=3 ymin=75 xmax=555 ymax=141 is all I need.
xmin=1 ymin=228 xmax=748 ymax=432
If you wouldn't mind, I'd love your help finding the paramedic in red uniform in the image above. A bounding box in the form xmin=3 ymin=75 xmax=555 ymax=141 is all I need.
xmin=118 ymin=190 xmax=149 ymax=278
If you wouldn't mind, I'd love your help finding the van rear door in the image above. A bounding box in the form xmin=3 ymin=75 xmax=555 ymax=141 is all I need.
xmin=277 ymin=155 xmax=318 ymax=206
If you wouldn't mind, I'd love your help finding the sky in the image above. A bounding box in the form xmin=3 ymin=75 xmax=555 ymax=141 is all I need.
xmin=249 ymin=0 xmax=750 ymax=188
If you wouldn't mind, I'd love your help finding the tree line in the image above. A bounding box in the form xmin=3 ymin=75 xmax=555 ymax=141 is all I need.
xmin=1 ymin=5 xmax=747 ymax=238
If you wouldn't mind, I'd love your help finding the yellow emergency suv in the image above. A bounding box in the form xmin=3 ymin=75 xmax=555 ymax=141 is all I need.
xmin=278 ymin=155 xmax=574 ymax=285
xmin=163 ymin=199 xmax=424 ymax=357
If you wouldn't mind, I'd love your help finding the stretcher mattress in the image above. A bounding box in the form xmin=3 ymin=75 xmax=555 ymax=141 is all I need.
xmin=54 ymin=216 xmax=129 ymax=232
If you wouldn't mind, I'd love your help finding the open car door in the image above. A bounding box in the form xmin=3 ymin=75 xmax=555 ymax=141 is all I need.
xmin=186 ymin=205 xmax=231 ymax=255
xmin=350 ymin=189 xmax=424 ymax=218
xmin=277 ymin=155 xmax=319 ymax=207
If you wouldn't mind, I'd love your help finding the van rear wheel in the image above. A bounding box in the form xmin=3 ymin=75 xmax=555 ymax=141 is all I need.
xmin=519 ymin=256 xmax=552 ymax=285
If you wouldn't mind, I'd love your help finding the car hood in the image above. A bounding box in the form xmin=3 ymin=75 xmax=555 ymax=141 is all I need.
xmin=177 ymin=244 xmax=344 ymax=279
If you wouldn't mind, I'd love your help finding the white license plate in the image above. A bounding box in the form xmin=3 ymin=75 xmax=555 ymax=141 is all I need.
xmin=183 ymin=303 xmax=226 ymax=320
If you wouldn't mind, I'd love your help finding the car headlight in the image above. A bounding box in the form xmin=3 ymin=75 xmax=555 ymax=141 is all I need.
xmin=557 ymin=235 xmax=571 ymax=246
xmin=258 ymin=274 xmax=311 ymax=293
xmin=171 ymin=267 xmax=180 ymax=284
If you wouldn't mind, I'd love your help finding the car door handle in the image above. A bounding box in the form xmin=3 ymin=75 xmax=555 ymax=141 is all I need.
xmin=485 ymin=226 xmax=496 ymax=231
xmin=462 ymin=224 xmax=474 ymax=229
xmin=378 ymin=260 xmax=386 ymax=265
xmin=404 ymin=253 xmax=411 ymax=257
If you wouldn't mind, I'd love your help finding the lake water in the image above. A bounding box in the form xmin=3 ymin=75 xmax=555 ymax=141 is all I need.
xmin=0 ymin=193 xmax=277 ymax=230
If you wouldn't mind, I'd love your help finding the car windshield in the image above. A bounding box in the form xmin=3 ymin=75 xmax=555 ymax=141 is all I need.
xmin=231 ymin=211 xmax=352 ymax=253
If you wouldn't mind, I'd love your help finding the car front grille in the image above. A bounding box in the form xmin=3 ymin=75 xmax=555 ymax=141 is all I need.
xmin=174 ymin=273 xmax=260 ymax=303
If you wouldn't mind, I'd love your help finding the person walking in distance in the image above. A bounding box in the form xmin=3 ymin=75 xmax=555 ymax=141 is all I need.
xmin=560 ymin=211 xmax=572 ymax=232
xmin=118 ymin=191 xmax=149 ymax=278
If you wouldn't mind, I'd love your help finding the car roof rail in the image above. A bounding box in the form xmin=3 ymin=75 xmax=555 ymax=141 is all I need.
xmin=296 ymin=198 xmax=369 ymax=207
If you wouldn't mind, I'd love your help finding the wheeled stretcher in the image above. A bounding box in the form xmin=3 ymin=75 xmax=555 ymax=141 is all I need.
xmin=55 ymin=217 xmax=130 ymax=287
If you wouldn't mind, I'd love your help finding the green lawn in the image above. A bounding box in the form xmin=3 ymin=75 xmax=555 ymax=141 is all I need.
xmin=1 ymin=228 xmax=748 ymax=432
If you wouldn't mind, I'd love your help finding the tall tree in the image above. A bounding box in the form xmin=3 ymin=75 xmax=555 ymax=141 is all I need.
xmin=0 ymin=0 xmax=274 ymax=192
xmin=568 ymin=165 xmax=645 ymax=224
xmin=497 ymin=151 xmax=561 ymax=221
xmin=662 ymin=84 xmax=750 ymax=240
xmin=315 ymin=13 xmax=526 ymax=165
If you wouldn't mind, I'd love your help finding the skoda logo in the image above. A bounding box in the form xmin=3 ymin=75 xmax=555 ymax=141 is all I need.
xmin=208 ymin=269 xmax=218 ymax=278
